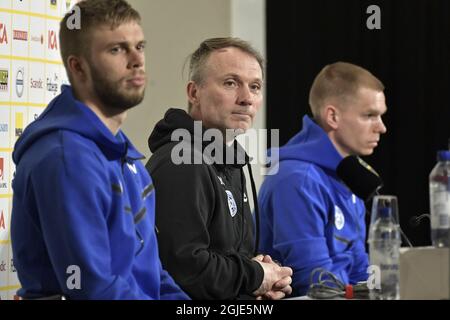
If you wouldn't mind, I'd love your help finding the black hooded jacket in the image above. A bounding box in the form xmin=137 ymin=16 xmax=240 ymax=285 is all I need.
xmin=146 ymin=108 xmax=263 ymax=299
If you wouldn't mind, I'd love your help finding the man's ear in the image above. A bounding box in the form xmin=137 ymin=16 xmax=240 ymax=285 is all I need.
xmin=67 ymin=55 xmax=87 ymax=81
xmin=187 ymin=81 xmax=199 ymax=107
xmin=323 ymin=104 xmax=339 ymax=130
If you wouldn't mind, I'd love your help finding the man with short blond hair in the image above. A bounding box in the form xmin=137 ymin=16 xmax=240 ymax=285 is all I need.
xmin=258 ymin=62 xmax=387 ymax=296
xmin=11 ymin=0 xmax=188 ymax=300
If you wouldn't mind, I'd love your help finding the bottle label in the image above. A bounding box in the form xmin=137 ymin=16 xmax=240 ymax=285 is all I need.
xmin=369 ymin=241 xmax=400 ymax=299
xmin=431 ymin=190 xmax=450 ymax=229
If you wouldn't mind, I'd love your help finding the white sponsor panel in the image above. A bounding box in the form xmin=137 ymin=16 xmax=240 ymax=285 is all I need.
xmin=11 ymin=14 xmax=29 ymax=58
xmin=29 ymin=17 xmax=46 ymax=59
xmin=45 ymin=63 xmax=60 ymax=103
xmin=30 ymin=0 xmax=46 ymax=15
xmin=12 ymin=0 xmax=29 ymax=11
xmin=27 ymin=107 xmax=45 ymax=126
xmin=62 ymin=0 xmax=77 ymax=16
xmin=0 ymin=0 xmax=65 ymax=300
xmin=11 ymin=62 xmax=28 ymax=103
xmin=29 ymin=62 xmax=45 ymax=104
xmin=0 ymin=152 xmax=10 ymax=195
xmin=0 ymin=1 xmax=11 ymax=9
xmin=0 ymin=244 xmax=8 ymax=288
xmin=46 ymin=20 xmax=60 ymax=61
xmin=0 ymin=59 xmax=10 ymax=102
xmin=10 ymin=107 xmax=26 ymax=145
xmin=0 ymin=107 xmax=9 ymax=149
xmin=0 ymin=12 xmax=11 ymax=56
xmin=0 ymin=198 xmax=9 ymax=241
xmin=47 ymin=0 xmax=60 ymax=17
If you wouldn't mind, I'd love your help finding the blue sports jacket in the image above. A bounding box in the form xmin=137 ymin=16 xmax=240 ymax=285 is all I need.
xmin=11 ymin=85 xmax=189 ymax=300
xmin=258 ymin=115 xmax=369 ymax=296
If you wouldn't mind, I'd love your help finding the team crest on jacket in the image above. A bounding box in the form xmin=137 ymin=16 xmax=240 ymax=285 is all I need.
xmin=334 ymin=205 xmax=345 ymax=230
xmin=225 ymin=190 xmax=238 ymax=217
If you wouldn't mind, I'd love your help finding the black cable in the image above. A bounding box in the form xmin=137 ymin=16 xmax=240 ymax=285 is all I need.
xmin=307 ymin=268 xmax=371 ymax=299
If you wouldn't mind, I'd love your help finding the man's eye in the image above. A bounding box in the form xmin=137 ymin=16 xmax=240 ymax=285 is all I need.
xmin=110 ymin=47 xmax=122 ymax=54
xmin=224 ymin=80 xmax=237 ymax=87
xmin=250 ymin=84 xmax=262 ymax=92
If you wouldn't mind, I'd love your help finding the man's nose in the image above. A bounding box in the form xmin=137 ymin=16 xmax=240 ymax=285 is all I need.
xmin=237 ymin=85 xmax=253 ymax=106
xmin=129 ymin=49 xmax=145 ymax=69
xmin=377 ymin=117 xmax=387 ymax=134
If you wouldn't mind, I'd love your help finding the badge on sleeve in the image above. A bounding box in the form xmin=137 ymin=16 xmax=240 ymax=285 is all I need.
xmin=225 ymin=190 xmax=238 ymax=217
xmin=334 ymin=205 xmax=345 ymax=230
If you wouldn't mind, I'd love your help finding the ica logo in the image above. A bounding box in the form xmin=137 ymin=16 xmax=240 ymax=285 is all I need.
xmin=48 ymin=30 xmax=58 ymax=50
xmin=0 ymin=23 xmax=7 ymax=44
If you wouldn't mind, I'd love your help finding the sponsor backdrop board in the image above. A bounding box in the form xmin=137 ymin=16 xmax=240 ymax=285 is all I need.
xmin=0 ymin=0 xmax=74 ymax=300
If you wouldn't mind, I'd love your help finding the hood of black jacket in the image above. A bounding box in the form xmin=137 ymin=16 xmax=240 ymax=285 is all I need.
xmin=148 ymin=108 xmax=250 ymax=169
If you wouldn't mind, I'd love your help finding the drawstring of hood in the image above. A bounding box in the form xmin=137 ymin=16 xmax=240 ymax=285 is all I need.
xmin=246 ymin=163 xmax=260 ymax=256
xmin=235 ymin=161 xmax=260 ymax=256
xmin=239 ymin=168 xmax=245 ymax=251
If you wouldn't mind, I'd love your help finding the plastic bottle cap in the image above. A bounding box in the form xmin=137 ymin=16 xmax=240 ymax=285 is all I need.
xmin=345 ymin=285 xmax=354 ymax=299
xmin=378 ymin=206 xmax=391 ymax=218
xmin=437 ymin=150 xmax=450 ymax=161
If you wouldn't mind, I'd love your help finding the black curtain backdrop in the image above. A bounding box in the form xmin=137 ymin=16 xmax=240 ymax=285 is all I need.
xmin=266 ymin=0 xmax=450 ymax=246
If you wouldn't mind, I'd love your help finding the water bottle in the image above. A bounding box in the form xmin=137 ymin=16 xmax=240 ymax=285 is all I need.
xmin=429 ymin=150 xmax=450 ymax=247
xmin=368 ymin=195 xmax=401 ymax=300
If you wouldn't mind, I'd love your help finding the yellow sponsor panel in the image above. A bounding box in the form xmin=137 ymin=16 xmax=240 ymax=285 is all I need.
xmin=0 ymin=2 xmax=64 ymax=299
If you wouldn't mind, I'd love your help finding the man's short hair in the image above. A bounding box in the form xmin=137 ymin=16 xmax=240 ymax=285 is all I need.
xmin=59 ymin=0 xmax=141 ymax=82
xmin=187 ymin=37 xmax=265 ymax=112
xmin=309 ymin=62 xmax=384 ymax=119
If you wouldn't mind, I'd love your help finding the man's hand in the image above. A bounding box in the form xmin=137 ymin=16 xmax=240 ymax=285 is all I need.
xmin=252 ymin=254 xmax=293 ymax=299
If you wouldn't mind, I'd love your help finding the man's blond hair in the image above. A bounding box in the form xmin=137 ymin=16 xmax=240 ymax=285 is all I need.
xmin=59 ymin=0 xmax=141 ymax=83
xmin=309 ymin=62 xmax=384 ymax=119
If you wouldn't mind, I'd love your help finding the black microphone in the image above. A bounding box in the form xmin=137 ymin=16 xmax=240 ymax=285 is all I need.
xmin=336 ymin=156 xmax=383 ymax=202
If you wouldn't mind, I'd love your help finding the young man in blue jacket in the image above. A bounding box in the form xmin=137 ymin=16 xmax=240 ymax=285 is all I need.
xmin=10 ymin=0 xmax=188 ymax=300
xmin=258 ymin=62 xmax=387 ymax=296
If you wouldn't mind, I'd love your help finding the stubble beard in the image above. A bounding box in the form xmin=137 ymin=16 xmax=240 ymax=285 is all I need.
xmin=89 ymin=64 xmax=146 ymax=114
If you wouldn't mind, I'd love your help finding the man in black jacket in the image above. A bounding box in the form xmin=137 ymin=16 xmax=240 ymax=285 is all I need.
xmin=146 ymin=37 xmax=292 ymax=300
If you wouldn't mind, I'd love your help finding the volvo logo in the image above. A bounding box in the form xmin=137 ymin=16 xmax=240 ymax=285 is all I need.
xmin=16 ymin=67 xmax=24 ymax=98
